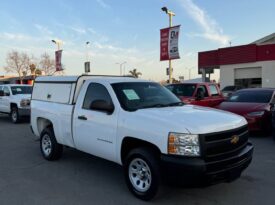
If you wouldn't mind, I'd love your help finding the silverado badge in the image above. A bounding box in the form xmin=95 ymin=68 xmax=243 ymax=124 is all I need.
xmin=231 ymin=135 xmax=239 ymax=144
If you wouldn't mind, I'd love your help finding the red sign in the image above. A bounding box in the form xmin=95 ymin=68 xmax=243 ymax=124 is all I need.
xmin=55 ymin=50 xmax=63 ymax=71
xmin=160 ymin=25 xmax=181 ymax=61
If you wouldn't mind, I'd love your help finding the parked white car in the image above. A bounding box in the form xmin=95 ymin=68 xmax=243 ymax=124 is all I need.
xmin=31 ymin=75 xmax=253 ymax=200
xmin=0 ymin=84 xmax=32 ymax=123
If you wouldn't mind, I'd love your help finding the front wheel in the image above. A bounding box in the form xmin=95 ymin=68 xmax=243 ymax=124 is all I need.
xmin=124 ymin=148 xmax=160 ymax=201
xmin=11 ymin=107 xmax=20 ymax=123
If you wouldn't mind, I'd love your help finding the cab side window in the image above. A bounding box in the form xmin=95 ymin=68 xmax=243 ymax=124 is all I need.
xmin=83 ymin=83 xmax=113 ymax=110
xmin=0 ymin=86 xmax=3 ymax=91
xmin=209 ymin=85 xmax=219 ymax=96
xmin=198 ymin=85 xmax=209 ymax=97
xmin=3 ymin=86 xmax=10 ymax=96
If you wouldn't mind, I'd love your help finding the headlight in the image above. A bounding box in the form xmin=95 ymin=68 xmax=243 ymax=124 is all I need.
xmin=247 ymin=111 xmax=265 ymax=117
xmin=20 ymin=99 xmax=30 ymax=107
xmin=168 ymin=133 xmax=200 ymax=156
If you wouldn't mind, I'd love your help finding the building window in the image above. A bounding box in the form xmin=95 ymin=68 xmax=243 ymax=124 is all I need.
xmin=235 ymin=78 xmax=262 ymax=88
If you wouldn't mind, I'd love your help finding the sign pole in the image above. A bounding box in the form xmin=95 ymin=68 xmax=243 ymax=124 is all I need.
xmin=160 ymin=7 xmax=179 ymax=82
xmin=169 ymin=13 xmax=173 ymax=84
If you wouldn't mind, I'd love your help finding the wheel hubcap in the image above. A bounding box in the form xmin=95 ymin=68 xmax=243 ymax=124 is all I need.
xmin=42 ymin=134 xmax=52 ymax=156
xmin=129 ymin=158 xmax=152 ymax=192
xmin=12 ymin=111 xmax=17 ymax=121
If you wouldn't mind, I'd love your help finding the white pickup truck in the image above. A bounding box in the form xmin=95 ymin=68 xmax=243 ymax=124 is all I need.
xmin=31 ymin=75 xmax=253 ymax=200
xmin=0 ymin=84 xmax=32 ymax=123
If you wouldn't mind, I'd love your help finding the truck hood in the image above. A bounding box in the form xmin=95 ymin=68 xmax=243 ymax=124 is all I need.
xmin=132 ymin=105 xmax=247 ymax=134
xmin=12 ymin=94 xmax=31 ymax=100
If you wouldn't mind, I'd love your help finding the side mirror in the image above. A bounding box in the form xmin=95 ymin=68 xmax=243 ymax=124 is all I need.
xmin=196 ymin=89 xmax=204 ymax=100
xmin=90 ymin=100 xmax=114 ymax=114
xmin=0 ymin=90 xmax=4 ymax=96
xmin=5 ymin=92 xmax=10 ymax=96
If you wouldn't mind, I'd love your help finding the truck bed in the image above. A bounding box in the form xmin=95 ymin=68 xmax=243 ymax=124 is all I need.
xmin=31 ymin=100 xmax=75 ymax=147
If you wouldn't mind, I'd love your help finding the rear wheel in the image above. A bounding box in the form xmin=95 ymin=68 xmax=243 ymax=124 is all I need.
xmin=11 ymin=107 xmax=20 ymax=123
xmin=124 ymin=147 xmax=160 ymax=201
xmin=40 ymin=127 xmax=63 ymax=161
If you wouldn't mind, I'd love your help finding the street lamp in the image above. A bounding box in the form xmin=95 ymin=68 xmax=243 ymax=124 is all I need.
xmin=85 ymin=41 xmax=91 ymax=74
xmin=185 ymin=67 xmax=195 ymax=80
xmin=116 ymin=61 xmax=127 ymax=75
xmin=161 ymin=6 xmax=175 ymax=84
xmin=51 ymin=39 xmax=62 ymax=50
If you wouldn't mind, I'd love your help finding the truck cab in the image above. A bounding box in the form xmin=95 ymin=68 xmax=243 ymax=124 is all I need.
xmin=166 ymin=82 xmax=224 ymax=107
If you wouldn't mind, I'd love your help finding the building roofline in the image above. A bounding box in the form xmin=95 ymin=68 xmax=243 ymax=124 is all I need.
xmin=250 ymin=33 xmax=275 ymax=45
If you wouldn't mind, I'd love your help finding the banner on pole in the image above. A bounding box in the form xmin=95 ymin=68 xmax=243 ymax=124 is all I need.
xmin=55 ymin=50 xmax=63 ymax=71
xmin=160 ymin=25 xmax=180 ymax=61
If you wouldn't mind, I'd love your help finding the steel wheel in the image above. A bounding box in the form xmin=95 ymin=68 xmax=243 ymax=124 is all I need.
xmin=41 ymin=134 xmax=52 ymax=157
xmin=129 ymin=158 xmax=152 ymax=192
xmin=12 ymin=111 xmax=17 ymax=121
xmin=11 ymin=108 xmax=19 ymax=123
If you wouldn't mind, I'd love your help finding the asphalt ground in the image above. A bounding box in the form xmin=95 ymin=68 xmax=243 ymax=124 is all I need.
xmin=0 ymin=113 xmax=275 ymax=205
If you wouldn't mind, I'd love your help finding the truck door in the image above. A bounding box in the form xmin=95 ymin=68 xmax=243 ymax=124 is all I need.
xmin=192 ymin=85 xmax=211 ymax=107
xmin=1 ymin=86 xmax=11 ymax=113
xmin=73 ymin=82 xmax=117 ymax=162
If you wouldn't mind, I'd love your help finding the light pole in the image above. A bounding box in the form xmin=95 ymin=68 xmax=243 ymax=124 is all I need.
xmin=162 ymin=6 xmax=175 ymax=84
xmin=51 ymin=39 xmax=62 ymax=50
xmin=116 ymin=61 xmax=127 ymax=75
xmin=86 ymin=41 xmax=90 ymax=61
xmin=85 ymin=41 xmax=91 ymax=74
xmin=185 ymin=67 xmax=194 ymax=80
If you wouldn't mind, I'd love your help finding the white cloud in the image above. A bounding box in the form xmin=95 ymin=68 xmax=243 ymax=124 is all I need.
xmin=34 ymin=24 xmax=53 ymax=35
xmin=179 ymin=0 xmax=230 ymax=45
xmin=69 ymin=26 xmax=86 ymax=34
xmin=0 ymin=32 xmax=31 ymax=41
xmin=96 ymin=0 xmax=110 ymax=9
xmin=93 ymin=41 xmax=137 ymax=54
xmin=87 ymin=28 xmax=97 ymax=34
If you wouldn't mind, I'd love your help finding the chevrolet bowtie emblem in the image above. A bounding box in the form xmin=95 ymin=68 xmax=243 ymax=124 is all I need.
xmin=231 ymin=135 xmax=239 ymax=144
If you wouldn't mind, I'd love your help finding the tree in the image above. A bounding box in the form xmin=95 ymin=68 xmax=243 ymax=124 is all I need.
xmin=39 ymin=53 xmax=56 ymax=75
xmin=35 ymin=69 xmax=42 ymax=76
xmin=129 ymin=68 xmax=142 ymax=78
xmin=29 ymin=63 xmax=37 ymax=75
xmin=4 ymin=51 xmax=30 ymax=84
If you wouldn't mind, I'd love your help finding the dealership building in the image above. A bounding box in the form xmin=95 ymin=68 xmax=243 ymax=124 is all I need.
xmin=198 ymin=33 xmax=275 ymax=89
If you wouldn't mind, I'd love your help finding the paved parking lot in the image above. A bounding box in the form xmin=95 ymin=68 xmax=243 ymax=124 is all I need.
xmin=0 ymin=114 xmax=275 ymax=205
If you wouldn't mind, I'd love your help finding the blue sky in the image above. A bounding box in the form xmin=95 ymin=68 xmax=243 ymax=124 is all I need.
xmin=0 ymin=0 xmax=274 ymax=81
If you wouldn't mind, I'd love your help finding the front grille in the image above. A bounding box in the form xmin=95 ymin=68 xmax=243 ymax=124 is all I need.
xmin=200 ymin=125 xmax=249 ymax=172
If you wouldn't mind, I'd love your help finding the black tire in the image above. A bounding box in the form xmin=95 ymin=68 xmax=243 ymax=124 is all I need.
xmin=40 ymin=127 xmax=63 ymax=161
xmin=10 ymin=106 xmax=20 ymax=123
xmin=123 ymin=147 xmax=160 ymax=201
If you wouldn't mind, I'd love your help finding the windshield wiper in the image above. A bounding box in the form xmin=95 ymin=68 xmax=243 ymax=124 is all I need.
xmin=165 ymin=102 xmax=184 ymax=107
xmin=139 ymin=104 xmax=168 ymax=109
xmin=139 ymin=102 xmax=184 ymax=110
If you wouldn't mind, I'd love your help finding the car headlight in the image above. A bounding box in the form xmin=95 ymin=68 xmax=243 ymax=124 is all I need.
xmin=247 ymin=111 xmax=265 ymax=117
xmin=168 ymin=133 xmax=200 ymax=156
xmin=20 ymin=99 xmax=30 ymax=107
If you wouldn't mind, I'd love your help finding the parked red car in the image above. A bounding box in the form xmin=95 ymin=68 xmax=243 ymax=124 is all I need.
xmin=217 ymin=88 xmax=275 ymax=132
xmin=166 ymin=83 xmax=225 ymax=107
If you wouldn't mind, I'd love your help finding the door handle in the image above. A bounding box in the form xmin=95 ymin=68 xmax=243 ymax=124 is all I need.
xmin=78 ymin=115 xmax=87 ymax=120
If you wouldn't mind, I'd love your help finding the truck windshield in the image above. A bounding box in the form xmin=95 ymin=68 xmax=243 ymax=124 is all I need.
xmin=11 ymin=86 xmax=32 ymax=95
xmin=112 ymin=82 xmax=183 ymax=111
xmin=166 ymin=84 xmax=196 ymax=97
